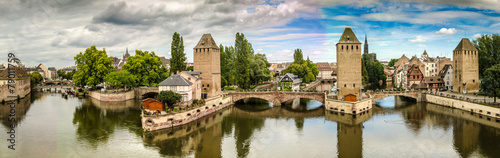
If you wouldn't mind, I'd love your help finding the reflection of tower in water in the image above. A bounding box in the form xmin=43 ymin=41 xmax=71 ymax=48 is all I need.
xmin=337 ymin=123 xmax=363 ymax=158
xmin=325 ymin=110 xmax=372 ymax=157
xmin=453 ymin=120 xmax=479 ymax=158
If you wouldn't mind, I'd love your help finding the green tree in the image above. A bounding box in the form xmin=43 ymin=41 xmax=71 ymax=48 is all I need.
xmin=73 ymin=46 xmax=114 ymax=88
xmin=156 ymin=90 xmax=182 ymax=109
xmin=473 ymin=34 xmax=500 ymax=78
xmin=361 ymin=58 xmax=369 ymax=84
xmin=170 ymin=32 xmax=186 ymax=74
xmin=57 ymin=69 xmax=66 ymax=79
xmin=29 ymin=71 xmax=43 ymax=87
xmin=186 ymin=66 xmax=193 ymax=71
xmin=362 ymin=53 xmax=387 ymax=90
xmin=481 ymin=64 xmax=500 ymax=103
xmin=388 ymin=58 xmax=398 ymax=67
xmin=280 ymin=54 xmax=318 ymax=83
xmin=66 ymin=69 xmax=76 ymax=80
xmin=293 ymin=48 xmax=304 ymax=64
xmin=104 ymin=70 xmax=136 ymax=89
xmin=235 ymin=33 xmax=252 ymax=89
xmin=122 ymin=50 xmax=169 ymax=87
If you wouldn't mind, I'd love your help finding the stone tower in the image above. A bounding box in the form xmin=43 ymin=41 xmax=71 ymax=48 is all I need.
xmin=453 ymin=38 xmax=479 ymax=93
xmin=364 ymin=34 xmax=368 ymax=54
xmin=193 ymin=34 xmax=221 ymax=98
xmin=336 ymin=28 xmax=362 ymax=101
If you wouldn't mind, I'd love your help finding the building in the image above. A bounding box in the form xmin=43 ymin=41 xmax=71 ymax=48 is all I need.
xmin=112 ymin=48 xmax=131 ymax=70
xmin=336 ymin=28 xmax=362 ymax=102
xmin=0 ymin=66 xmax=31 ymax=101
xmin=278 ymin=73 xmax=301 ymax=91
xmin=407 ymin=64 xmax=424 ymax=89
xmin=160 ymin=57 xmax=171 ymax=69
xmin=395 ymin=65 xmax=408 ymax=89
xmin=453 ymin=38 xmax=479 ymax=93
xmin=439 ymin=64 xmax=453 ymax=90
xmin=364 ymin=34 xmax=369 ymax=55
xmin=158 ymin=75 xmax=194 ymax=107
xmin=316 ymin=62 xmax=333 ymax=79
xmin=424 ymin=76 xmax=444 ymax=92
xmin=48 ymin=67 xmax=57 ymax=79
xmin=193 ymin=34 xmax=221 ymax=98
xmin=384 ymin=69 xmax=394 ymax=89
xmin=179 ymin=71 xmax=202 ymax=100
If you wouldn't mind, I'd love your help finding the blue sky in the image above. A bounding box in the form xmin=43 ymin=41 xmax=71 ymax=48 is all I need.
xmin=1 ymin=0 xmax=499 ymax=68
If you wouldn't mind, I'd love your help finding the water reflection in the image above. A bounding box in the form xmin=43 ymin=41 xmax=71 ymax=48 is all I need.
xmin=325 ymin=110 xmax=372 ymax=157
xmin=283 ymin=98 xmax=323 ymax=111
xmin=0 ymin=93 xmax=42 ymax=128
xmin=72 ymin=99 xmax=142 ymax=148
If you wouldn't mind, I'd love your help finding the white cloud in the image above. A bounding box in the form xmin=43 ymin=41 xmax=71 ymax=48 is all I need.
xmin=368 ymin=37 xmax=385 ymax=41
xmin=256 ymin=49 xmax=263 ymax=52
xmin=473 ymin=33 xmax=482 ymax=38
xmin=435 ymin=28 xmax=457 ymax=35
xmin=249 ymin=33 xmax=341 ymax=41
xmin=312 ymin=51 xmax=322 ymax=55
xmin=409 ymin=36 xmax=427 ymax=43
xmin=322 ymin=42 xmax=337 ymax=46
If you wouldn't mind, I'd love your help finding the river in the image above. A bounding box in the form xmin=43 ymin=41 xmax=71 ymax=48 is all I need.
xmin=1 ymin=92 xmax=499 ymax=157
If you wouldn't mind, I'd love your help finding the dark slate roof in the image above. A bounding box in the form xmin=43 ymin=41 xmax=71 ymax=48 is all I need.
xmin=337 ymin=28 xmax=361 ymax=44
xmin=0 ymin=66 xmax=29 ymax=79
xmin=454 ymin=38 xmax=478 ymax=51
xmin=424 ymin=76 xmax=444 ymax=84
xmin=439 ymin=64 xmax=452 ymax=77
xmin=48 ymin=67 xmax=56 ymax=71
xmin=194 ymin=34 xmax=219 ymax=49
xmin=158 ymin=75 xmax=192 ymax=86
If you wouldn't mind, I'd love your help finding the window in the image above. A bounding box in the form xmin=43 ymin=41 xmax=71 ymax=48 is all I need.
xmin=473 ymin=80 xmax=475 ymax=83
xmin=342 ymin=45 xmax=343 ymax=50
xmin=356 ymin=46 xmax=358 ymax=49
xmin=171 ymin=86 xmax=177 ymax=91
xmin=207 ymin=84 xmax=210 ymax=87
xmin=351 ymin=45 xmax=353 ymax=50
xmin=202 ymin=84 xmax=204 ymax=87
xmin=353 ymin=84 xmax=355 ymax=87
xmin=344 ymin=84 xmax=346 ymax=87
xmin=347 ymin=45 xmax=349 ymax=50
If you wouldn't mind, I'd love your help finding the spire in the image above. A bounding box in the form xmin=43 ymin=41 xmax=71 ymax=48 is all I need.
xmin=307 ymin=55 xmax=310 ymax=61
xmin=364 ymin=34 xmax=369 ymax=54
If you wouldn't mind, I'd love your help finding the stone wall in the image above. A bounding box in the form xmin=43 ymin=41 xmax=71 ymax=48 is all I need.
xmin=0 ymin=77 xmax=30 ymax=101
xmin=426 ymin=94 xmax=500 ymax=119
xmin=142 ymin=96 xmax=232 ymax=131
xmin=325 ymin=98 xmax=372 ymax=114
xmin=134 ymin=87 xmax=159 ymax=98
xmin=88 ymin=90 xmax=135 ymax=101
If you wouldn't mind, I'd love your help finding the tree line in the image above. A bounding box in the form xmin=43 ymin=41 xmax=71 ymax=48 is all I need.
xmin=280 ymin=49 xmax=319 ymax=83
xmin=474 ymin=34 xmax=500 ymax=103
xmin=221 ymin=33 xmax=272 ymax=89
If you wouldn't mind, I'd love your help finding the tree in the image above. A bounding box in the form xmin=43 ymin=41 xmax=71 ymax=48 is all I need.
xmin=104 ymin=70 xmax=136 ymax=89
xmin=362 ymin=53 xmax=387 ymax=90
xmin=122 ymin=50 xmax=169 ymax=87
xmin=388 ymin=58 xmax=398 ymax=67
xmin=280 ymin=54 xmax=319 ymax=83
xmin=73 ymin=46 xmax=114 ymax=88
xmin=66 ymin=69 xmax=76 ymax=80
xmin=293 ymin=49 xmax=304 ymax=64
xmin=481 ymin=64 xmax=500 ymax=103
xmin=473 ymin=34 xmax=500 ymax=78
xmin=156 ymin=90 xmax=182 ymax=109
xmin=170 ymin=32 xmax=186 ymax=74
xmin=29 ymin=71 xmax=43 ymax=87
xmin=57 ymin=69 xmax=66 ymax=79
xmin=235 ymin=33 xmax=252 ymax=89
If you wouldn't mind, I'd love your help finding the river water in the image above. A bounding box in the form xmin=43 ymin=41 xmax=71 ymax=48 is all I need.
xmin=1 ymin=92 xmax=500 ymax=157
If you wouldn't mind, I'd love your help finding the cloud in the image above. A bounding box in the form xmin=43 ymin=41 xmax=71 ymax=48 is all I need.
xmin=312 ymin=51 xmax=322 ymax=55
xmin=368 ymin=37 xmax=385 ymax=41
xmin=409 ymin=36 xmax=426 ymax=43
xmin=322 ymin=42 xmax=337 ymax=46
xmin=249 ymin=33 xmax=341 ymax=41
xmin=256 ymin=49 xmax=263 ymax=52
xmin=473 ymin=33 xmax=482 ymax=38
xmin=435 ymin=28 xmax=457 ymax=35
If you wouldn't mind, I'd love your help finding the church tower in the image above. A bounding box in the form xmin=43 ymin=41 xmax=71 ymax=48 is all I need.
xmin=364 ymin=34 xmax=368 ymax=54
xmin=453 ymin=38 xmax=479 ymax=93
xmin=336 ymin=28 xmax=362 ymax=101
xmin=193 ymin=34 xmax=221 ymax=98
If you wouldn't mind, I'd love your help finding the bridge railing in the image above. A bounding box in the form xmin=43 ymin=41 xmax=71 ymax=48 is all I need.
xmin=426 ymin=91 xmax=500 ymax=107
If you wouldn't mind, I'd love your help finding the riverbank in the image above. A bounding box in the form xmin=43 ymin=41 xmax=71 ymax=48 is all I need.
xmin=141 ymin=95 xmax=232 ymax=131
xmin=425 ymin=93 xmax=500 ymax=119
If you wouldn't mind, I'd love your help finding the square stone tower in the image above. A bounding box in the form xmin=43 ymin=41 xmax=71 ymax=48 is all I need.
xmin=336 ymin=28 xmax=362 ymax=101
xmin=453 ymin=38 xmax=479 ymax=93
xmin=193 ymin=34 xmax=221 ymax=98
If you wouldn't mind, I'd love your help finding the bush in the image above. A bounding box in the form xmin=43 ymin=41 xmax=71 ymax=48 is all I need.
xmin=223 ymin=87 xmax=236 ymax=90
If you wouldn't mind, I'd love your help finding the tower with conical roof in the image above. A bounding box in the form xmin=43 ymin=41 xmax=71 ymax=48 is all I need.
xmin=453 ymin=38 xmax=479 ymax=93
xmin=193 ymin=34 xmax=221 ymax=98
xmin=336 ymin=28 xmax=362 ymax=101
xmin=364 ymin=34 xmax=368 ymax=54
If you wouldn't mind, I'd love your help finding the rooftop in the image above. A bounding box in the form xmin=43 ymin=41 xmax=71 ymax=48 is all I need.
xmin=337 ymin=28 xmax=361 ymax=44
xmin=194 ymin=34 xmax=219 ymax=49
xmin=158 ymin=75 xmax=192 ymax=86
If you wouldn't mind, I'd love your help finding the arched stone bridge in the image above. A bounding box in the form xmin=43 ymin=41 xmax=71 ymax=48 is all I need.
xmin=230 ymin=106 xmax=325 ymax=118
xmin=229 ymin=91 xmax=326 ymax=106
xmin=368 ymin=91 xmax=421 ymax=103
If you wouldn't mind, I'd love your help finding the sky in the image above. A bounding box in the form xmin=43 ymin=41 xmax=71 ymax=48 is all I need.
xmin=1 ymin=0 xmax=500 ymax=68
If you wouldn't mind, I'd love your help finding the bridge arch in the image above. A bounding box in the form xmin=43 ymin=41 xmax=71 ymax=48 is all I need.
xmin=369 ymin=92 xmax=419 ymax=103
xmin=229 ymin=92 xmax=326 ymax=107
